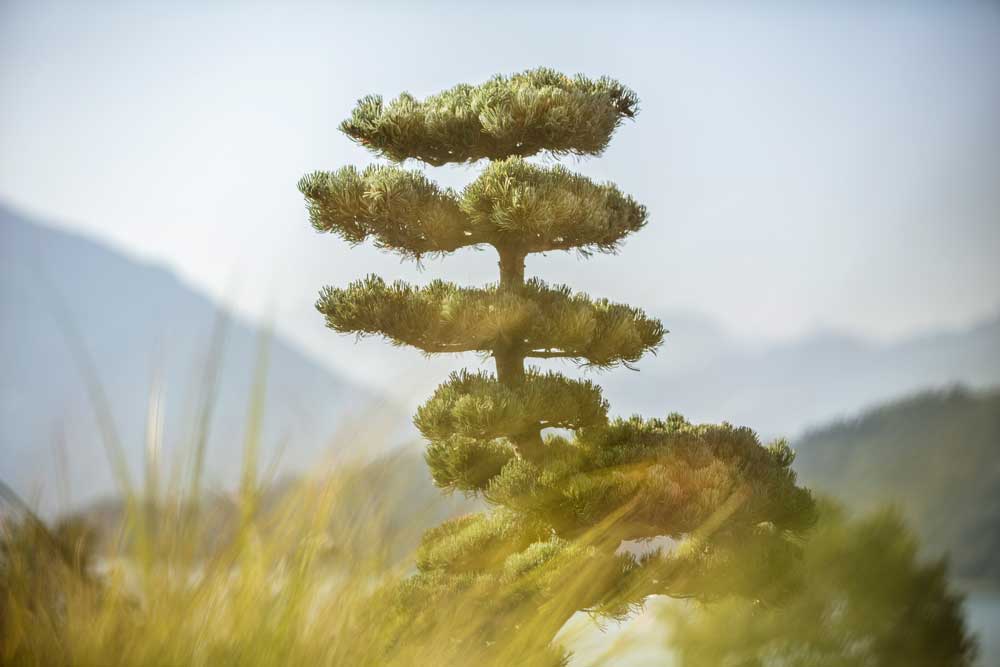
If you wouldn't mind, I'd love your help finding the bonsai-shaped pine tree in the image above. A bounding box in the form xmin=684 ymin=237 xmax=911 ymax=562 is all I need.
xmin=299 ymin=69 xmax=815 ymax=663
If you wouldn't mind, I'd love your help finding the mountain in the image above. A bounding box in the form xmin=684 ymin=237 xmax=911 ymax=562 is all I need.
xmin=600 ymin=310 xmax=1000 ymax=439
xmin=0 ymin=204 xmax=388 ymax=515
xmin=793 ymin=386 xmax=1000 ymax=587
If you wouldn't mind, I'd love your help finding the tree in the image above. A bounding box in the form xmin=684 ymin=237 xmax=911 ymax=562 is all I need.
xmin=661 ymin=500 xmax=978 ymax=667
xmin=299 ymin=68 xmax=815 ymax=663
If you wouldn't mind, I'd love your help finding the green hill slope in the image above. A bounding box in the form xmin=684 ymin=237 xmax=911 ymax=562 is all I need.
xmin=794 ymin=387 xmax=1000 ymax=586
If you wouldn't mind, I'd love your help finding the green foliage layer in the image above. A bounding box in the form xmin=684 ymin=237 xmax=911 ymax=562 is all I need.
xmin=317 ymin=275 xmax=664 ymax=365
xmin=418 ymin=412 xmax=815 ymax=541
xmin=299 ymin=157 xmax=646 ymax=260
xmin=415 ymin=369 xmax=607 ymax=442
xmin=484 ymin=415 xmax=815 ymax=540
xmin=340 ymin=68 xmax=639 ymax=165
xmin=299 ymin=165 xmax=467 ymax=258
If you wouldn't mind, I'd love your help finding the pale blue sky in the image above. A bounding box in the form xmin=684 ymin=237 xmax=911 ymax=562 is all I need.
xmin=2 ymin=1 xmax=999 ymax=393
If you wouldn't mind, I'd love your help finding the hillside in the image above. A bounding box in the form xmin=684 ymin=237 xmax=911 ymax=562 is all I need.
xmin=0 ymin=204 xmax=392 ymax=515
xmin=793 ymin=387 xmax=1000 ymax=586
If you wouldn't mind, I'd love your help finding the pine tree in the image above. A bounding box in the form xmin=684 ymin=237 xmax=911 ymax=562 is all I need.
xmin=300 ymin=69 xmax=815 ymax=662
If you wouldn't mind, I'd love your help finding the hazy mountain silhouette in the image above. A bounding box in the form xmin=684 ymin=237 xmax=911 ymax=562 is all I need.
xmin=601 ymin=308 xmax=1000 ymax=439
xmin=1 ymin=204 xmax=387 ymax=515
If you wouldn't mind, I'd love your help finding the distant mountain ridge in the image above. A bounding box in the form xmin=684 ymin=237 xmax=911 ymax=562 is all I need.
xmin=1 ymin=204 xmax=387 ymax=515
xmin=602 ymin=306 xmax=1000 ymax=439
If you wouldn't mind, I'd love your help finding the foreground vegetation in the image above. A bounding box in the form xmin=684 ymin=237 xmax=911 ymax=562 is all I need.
xmin=0 ymin=449 xmax=979 ymax=666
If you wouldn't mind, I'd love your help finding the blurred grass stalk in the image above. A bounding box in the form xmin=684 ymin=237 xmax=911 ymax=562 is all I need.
xmin=2 ymin=301 xmax=398 ymax=664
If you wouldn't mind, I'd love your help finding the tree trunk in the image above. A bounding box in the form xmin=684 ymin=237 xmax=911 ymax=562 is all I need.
xmin=496 ymin=245 xmax=544 ymax=462
xmin=498 ymin=245 xmax=526 ymax=289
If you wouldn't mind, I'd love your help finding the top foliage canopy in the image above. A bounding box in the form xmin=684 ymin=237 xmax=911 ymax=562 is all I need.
xmin=340 ymin=68 xmax=639 ymax=165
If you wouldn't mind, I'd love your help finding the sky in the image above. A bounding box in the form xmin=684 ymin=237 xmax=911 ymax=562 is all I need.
xmin=2 ymin=1 xmax=999 ymax=395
